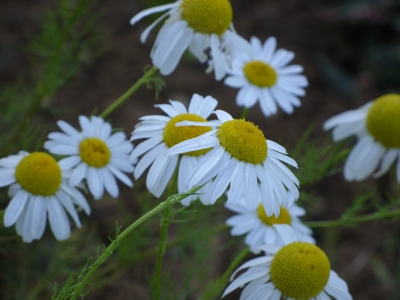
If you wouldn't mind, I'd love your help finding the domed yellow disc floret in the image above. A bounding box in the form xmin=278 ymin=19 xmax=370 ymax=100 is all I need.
xmin=270 ymin=242 xmax=331 ymax=299
xmin=181 ymin=0 xmax=232 ymax=36
xmin=217 ymin=119 xmax=267 ymax=164
xmin=79 ymin=138 xmax=111 ymax=168
xmin=243 ymin=60 xmax=277 ymax=88
xmin=15 ymin=152 xmax=62 ymax=196
xmin=163 ymin=113 xmax=212 ymax=156
xmin=366 ymin=94 xmax=400 ymax=148
xmin=257 ymin=205 xmax=291 ymax=226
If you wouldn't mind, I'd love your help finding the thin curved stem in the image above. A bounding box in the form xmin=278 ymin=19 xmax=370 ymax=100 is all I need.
xmin=201 ymin=247 xmax=250 ymax=299
xmin=239 ymin=108 xmax=249 ymax=119
xmin=304 ymin=207 xmax=400 ymax=228
xmin=152 ymin=166 xmax=180 ymax=299
xmin=67 ymin=185 xmax=203 ymax=300
xmin=100 ymin=66 xmax=159 ymax=119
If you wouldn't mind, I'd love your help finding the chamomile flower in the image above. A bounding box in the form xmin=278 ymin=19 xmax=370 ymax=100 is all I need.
xmin=44 ymin=116 xmax=134 ymax=199
xmin=226 ymin=192 xmax=314 ymax=252
xmin=223 ymin=242 xmax=352 ymax=300
xmin=167 ymin=110 xmax=299 ymax=214
xmin=130 ymin=0 xmax=251 ymax=80
xmin=324 ymin=94 xmax=400 ymax=182
xmin=225 ymin=36 xmax=308 ymax=116
xmin=0 ymin=151 xmax=90 ymax=242
xmin=130 ymin=94 xmax=217 ymax=203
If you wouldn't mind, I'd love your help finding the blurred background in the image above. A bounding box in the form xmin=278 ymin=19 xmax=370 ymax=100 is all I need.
xmin=1 ymin=0 xmax=400 ymax=299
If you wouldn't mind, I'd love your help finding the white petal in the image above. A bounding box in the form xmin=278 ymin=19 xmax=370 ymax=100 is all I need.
xmin=273 ymin=224 xmax=298 ymax=244
xmin=100 ymin=168 xmax=119 ymax=198
xmin=30 ymin=196 xmax=47 ymax=239
xmin=57 ymin=120 xmax=81 ymax=138
xmin=46 ymin=196 xmax=70 ymax=240
xmin=130 ymin=3 xmax=176 ymax=25
xmin=108 ymin=164 xmax=133 ymax=187
xmin=374 ymin=149 xmax=397 ymax=178
xmin=266 ymin=140 xmax=287 ymax=154
xmin=58 ymin=156 xmax=81 ymax=170
xmin=210 ymin=34 xmax=226 ymax=80
xmin=106 ymin=132 xmax=126 ymax=148
xmin=134 ymin=143 xmax=166 ymax=179
xmin=169 ymin=100 xmax=188 ymax=114
xmin=215 ymin=110 xmax=233 ymax=122
xmin=57 ymin=190 xmax=81 ymax=227
xmin=69 ymin=162 xmax=87 ymax=186
xmin=167 ymin=131 xmax=219 ymax=155
xmin=262 ymin=37 xmax=277 ymax=62
xmin=323 ymin=110 xmax=366 ymax=131
xmin=0 ymin=174 xmax=16 ymax=187
xmin=99 ymin=121 xmax=112 ymax=140
xmin=152 ymin=21 xmax=193 ymax=75
xmin=244 ymin=164 xmax=258 ymax=211
xmin=46 ymin=144 xmax=79 ymax=155
xmin=149 ymin=154 xmax=178 ymax=198
xmin=3 ymin=189 xmax=29 ymax=226
xmin=259 ymin=88 xmax=277 ymax=116
xmin=79 ymin=116 xmax=93 ymax=136
xmin=87 ymin=168 xmax=104 ymax=199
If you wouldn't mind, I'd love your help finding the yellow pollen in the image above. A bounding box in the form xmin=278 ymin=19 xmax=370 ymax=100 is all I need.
xmin=163 ymin=113 xmax=212 ymax=157
xmin=257 ymin=205 xmax=291 ymax=226
xmin=79 ymin=138 xmax=111 ymax=168
xmin=180 ymin=0 xmax=232 ymax=36
xmin=217 ymin=119 xmax=267 ymax=164
xmin=270 ymin=242 xmax=331 ymax=299
xmin=243 ymin=60 xmax=277 ymax=88
xmin=15 ymin=152 xmax=62 ymax=196
xmin=366 ymin=94 xmax=400 ymax=148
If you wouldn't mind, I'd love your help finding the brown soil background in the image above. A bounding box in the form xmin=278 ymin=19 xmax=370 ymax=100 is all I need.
xmin=1 ymin=0 xmax=400 ymax=299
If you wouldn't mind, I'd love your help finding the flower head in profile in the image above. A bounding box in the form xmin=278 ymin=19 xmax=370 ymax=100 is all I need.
xmin=225 ymin=36 xmax=308 ymax=116
xmin=0 ymin=151 xmax=90 ymax=242
xmin=130 ymin=94 xmax=217 ymax=203
xmin=130 ymin=0 xmax=251 ymax=80
xmin=324 ymin=94 xmax=400 ymax=182
xmin=223 ymin=242 xmax=352 ymax=300
xmin=167 ymin=110 xmax=299 ymax=213
xmin=44 ymin=116 xmax=134 ymax=199
xmin=226 ymin=191 xmax=314 ymax=252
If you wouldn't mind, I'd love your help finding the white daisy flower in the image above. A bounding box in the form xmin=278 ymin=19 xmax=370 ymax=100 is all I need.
xmin=129 ymin=94 xmax=218 ymax=203
xmin=226 ymin=191 xmax=314 ymax=253
xmin=0 ymin=151 xmax=90 ymax=242
xmin=324 ymin=93 xmax=400 ymax=182
xmin=130 ymin=0 xmax=252 ymax=80
xmin=167 ymin=110 xmax=300 ymax=214
xmin=223 ymin=242 xmax=352 ymax=300
xmin=224 ymin=36 xmax=308 ymax=116
xmin=44 ymin=116 xmax=134 ymax=200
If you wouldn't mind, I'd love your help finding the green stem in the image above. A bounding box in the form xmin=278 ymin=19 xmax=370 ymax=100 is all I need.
xmin=239 ymin=108 xmax=249 ymax=119
xmin=67 ymin=185 xmax=202 ymax=300
xmin=304 ymin=207 xmax=400 ymax=228
xmin=99 ymin=66 xmax=158 ymax=119
xmin=152 ymin=163 xmax=180 ymax=299
xmin=201 ymin=247 xmax=250 ymax=300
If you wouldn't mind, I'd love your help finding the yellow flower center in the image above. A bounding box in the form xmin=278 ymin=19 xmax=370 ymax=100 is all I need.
xmin=257 ymin=205 xmax=291 ymax=226
xmin=270 ymin=242 xmax=331 ymax=299
xmin=366 ymin=94 xmax=400 ymax=148
xmin=163 ymin=113 xmax=212 ymax=156
xmin=79 ymin=138 xmax=111 ymax=168
xmin=180 ymin=0 xmax=232 ymax=36
xmin=15 ymin=152 xmax=62 ymax=196
xmin=217 ymin=119 xmax=267 ymax=164
xmin=243 ymin=60 xmax=277 ymax=88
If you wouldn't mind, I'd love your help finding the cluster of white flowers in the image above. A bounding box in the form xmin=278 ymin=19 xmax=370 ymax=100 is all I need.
xmin=3 ymin=0 xmax=400 ymax=298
